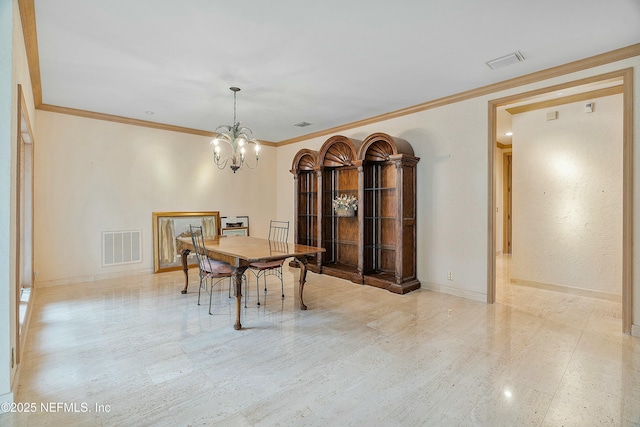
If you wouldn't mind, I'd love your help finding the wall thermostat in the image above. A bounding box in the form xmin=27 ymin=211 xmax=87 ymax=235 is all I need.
xmin=584 ymin=102 xmax=594 ymax=113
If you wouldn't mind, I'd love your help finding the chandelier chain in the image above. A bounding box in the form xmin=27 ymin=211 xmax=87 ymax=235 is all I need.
xmin=233 ymin=90 xmax=237 ymax=125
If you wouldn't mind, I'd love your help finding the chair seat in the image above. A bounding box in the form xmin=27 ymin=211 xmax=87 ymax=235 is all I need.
xmin=201 ymin=258 xmax=233 ymax=275
xmin=249 ymin=259 xmax=284 ymax=270
xmin=247 ymin=220 xmax=289 ymax=306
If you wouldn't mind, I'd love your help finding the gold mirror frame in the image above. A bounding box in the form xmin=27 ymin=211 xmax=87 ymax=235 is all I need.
xmin=152 ymin=211 xmax=220 ymax=273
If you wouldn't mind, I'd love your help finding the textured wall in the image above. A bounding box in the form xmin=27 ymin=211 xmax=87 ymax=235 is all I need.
xmin=512 ymin=94 xmax=623 ymax=295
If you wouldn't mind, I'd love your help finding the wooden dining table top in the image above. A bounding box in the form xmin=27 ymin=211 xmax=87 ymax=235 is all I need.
xmin=176 ymin=235 xmax=324 ymax=264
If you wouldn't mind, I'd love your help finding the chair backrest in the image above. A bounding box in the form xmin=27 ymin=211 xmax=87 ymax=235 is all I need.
xmin=268 ymin=220 xmax=289 ymax=242
xmin=190 ymin=225 xmax=231 ymax=276
xmin=189 ymin=225 xmax=208 ymax=268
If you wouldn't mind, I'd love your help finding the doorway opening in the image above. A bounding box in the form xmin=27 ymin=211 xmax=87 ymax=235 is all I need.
xmin=488 ymin=68 xmax=633 ymax=334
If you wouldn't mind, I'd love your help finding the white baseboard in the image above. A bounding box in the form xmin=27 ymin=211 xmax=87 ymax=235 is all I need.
xmin=421 ymin=282 xmax=487 ymax=302
xmin=510 ymin=277 xmax=621 ymax=302
xmin=35 ymin=267 xmax=154 ymax=287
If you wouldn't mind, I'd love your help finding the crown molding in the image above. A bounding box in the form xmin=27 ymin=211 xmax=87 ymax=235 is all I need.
xmin=18 ymin=0 xmax=41 ymax=106
xmin=506 ymin=85 xmax=624 ymax=115
xmin=38 ymin=104 xmax=216 ymax=137
xmin=37 ymin=104 xmax=278 ymax=145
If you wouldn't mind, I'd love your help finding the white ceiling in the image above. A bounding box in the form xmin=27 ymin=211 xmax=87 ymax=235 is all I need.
xmin=33 ymin=0 xmax=640 ymax=143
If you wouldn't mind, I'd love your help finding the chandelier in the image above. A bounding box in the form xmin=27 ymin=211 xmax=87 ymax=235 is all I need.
xmin=212 ymin=87 xmax=260 ymax=173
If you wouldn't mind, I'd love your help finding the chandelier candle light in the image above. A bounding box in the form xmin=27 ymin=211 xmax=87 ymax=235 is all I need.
xmin=212 ymin=87 xmax=260 ymax=173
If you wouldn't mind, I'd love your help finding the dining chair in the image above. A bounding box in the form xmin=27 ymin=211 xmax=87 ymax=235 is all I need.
xmin=248 ymin=220 xmax=289 ymax=305
xmin=190 ymin=225 xmax=236 ymax=314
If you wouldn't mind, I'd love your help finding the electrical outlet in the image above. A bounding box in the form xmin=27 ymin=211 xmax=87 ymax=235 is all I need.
xmin=447 ymin=271 xmax=453 ymax=281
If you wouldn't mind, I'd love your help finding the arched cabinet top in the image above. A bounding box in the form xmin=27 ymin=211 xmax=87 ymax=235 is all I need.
xmin=318 ymin=135 xmax=360 ymax=168
xmin=357 ymin=132 xmax=415 ymax=161
xmin=290 ymin=149 xmax=318 ymax=174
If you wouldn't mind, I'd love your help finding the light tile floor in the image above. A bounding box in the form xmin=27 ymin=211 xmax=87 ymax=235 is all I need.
xmin=1 ymin=255 xmax=639 ymax=426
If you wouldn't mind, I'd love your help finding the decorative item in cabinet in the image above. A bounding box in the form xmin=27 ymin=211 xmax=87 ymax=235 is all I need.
xmin=332 ymin=194 xmax=358 ymax=217
xmin=290 ymin=149 xmax=320 ymax=270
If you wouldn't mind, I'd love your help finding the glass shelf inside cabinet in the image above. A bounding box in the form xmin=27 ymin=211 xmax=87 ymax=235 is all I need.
xmin=325 ymin=189 xmax=357 ymax=194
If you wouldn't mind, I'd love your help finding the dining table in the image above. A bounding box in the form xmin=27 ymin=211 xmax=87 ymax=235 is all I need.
xmin=176 ymin=235 xmax=325 ymax=330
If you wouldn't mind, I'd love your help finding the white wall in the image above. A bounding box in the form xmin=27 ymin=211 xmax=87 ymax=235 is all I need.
xmin=2 ymin=0 xmax=37 ymax=406
xmin=34 ymin=112 xmax=277 ymax=284
xmin=511 ymin=94 xmax=623 ymax=295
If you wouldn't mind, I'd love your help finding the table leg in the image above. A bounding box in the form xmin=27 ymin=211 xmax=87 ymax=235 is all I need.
xmin=233 ymin=266 xmax=248 ymax=330
xmin=180 ymin=249 xmax=191 ymax=294
xmin=296 ymin=256 xmax=309 ymax=310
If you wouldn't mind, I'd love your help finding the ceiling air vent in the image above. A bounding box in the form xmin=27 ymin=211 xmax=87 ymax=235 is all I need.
xmin=486 ymin=51 xmax=525 ymax=70
xmin=294 ymin=121 xmax=312 ymax=128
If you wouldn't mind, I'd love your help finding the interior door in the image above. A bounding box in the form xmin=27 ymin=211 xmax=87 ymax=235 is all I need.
xmin=503 ymin=153 xmax=512 ymax=254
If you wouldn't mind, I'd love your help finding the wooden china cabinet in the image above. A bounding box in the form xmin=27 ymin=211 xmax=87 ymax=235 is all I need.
xmin=290 ymin=132 xmax=420 ymax=294
xmin=358 ymin=133 xmax=420 ymax=294
xmin=290 ymin=149 xmax=320 ymax=269
xmin=317 ymin=135 xmax=362 ymax=282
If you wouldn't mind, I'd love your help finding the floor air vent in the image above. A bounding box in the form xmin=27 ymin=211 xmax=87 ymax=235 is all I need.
xmin=102 ymin=230 xmax=142 ymax=266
